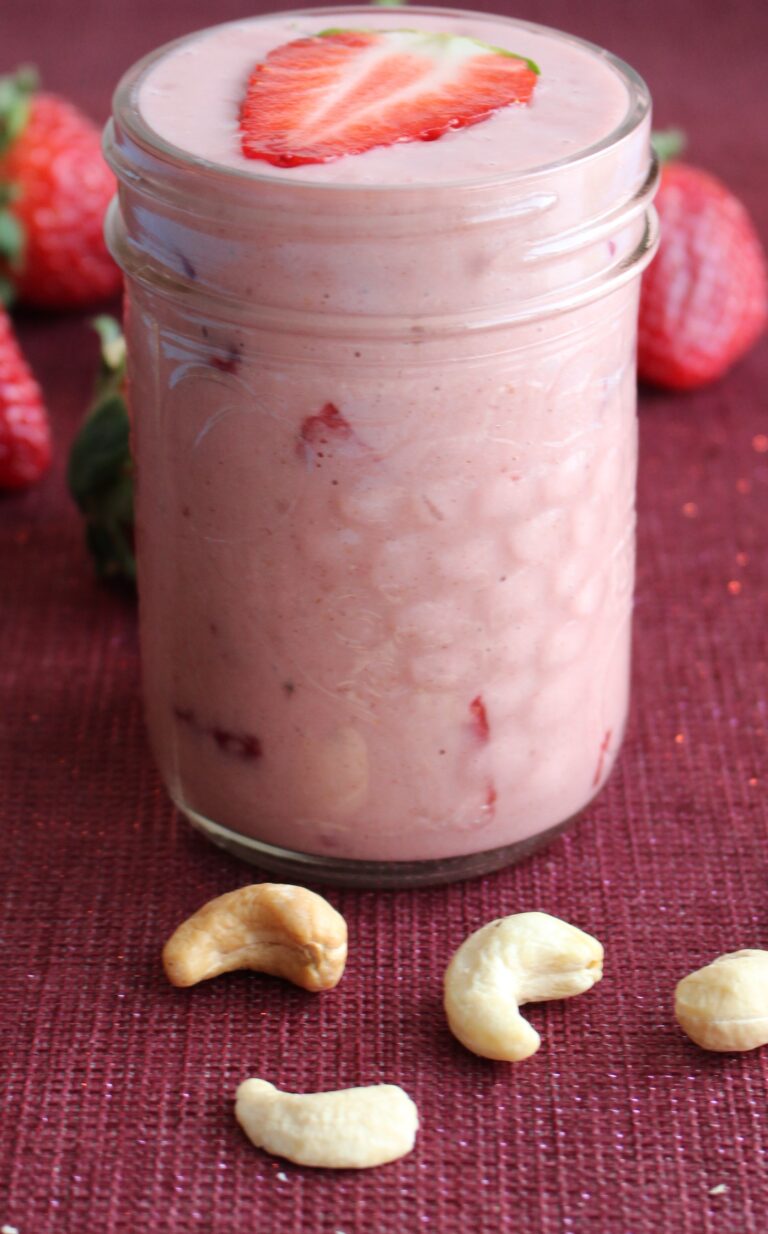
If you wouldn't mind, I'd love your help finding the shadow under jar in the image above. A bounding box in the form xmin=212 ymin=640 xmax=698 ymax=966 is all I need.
xmin=105 ymin=6 xmax=658 ymax=887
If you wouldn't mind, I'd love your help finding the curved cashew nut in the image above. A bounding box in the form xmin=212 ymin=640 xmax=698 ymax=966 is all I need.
xmin=675 ymin=949 xmax=768 ymax=1052
xmin=162 ymin=883 xmax=347 ymax=991
xmin=444 ymin=911 xmax=604 ymax=1061
xmin=235 ymin=1079 xmax=419 ymax=1169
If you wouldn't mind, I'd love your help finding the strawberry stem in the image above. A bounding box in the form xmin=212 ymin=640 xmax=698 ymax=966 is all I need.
xmin=651 ymin=128 xmax=686 ymax=164
xmin=92 ymin=313 xmax=127 ymax=373
xmin=316 ymin=28 xmax=540 ymax=73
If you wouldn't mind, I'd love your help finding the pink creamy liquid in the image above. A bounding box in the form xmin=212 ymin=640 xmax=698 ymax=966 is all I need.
xmin=117 ymin=8 xmax=653 ymax=864
xmin=140 ymin=11 xmax=629 ymax=183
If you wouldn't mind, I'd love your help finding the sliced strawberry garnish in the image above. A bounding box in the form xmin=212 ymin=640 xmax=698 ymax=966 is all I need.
xmin=240 ymin=29 xmax=539 ymax=167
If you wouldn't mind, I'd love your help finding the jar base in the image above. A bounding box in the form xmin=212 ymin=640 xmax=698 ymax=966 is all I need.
xmin=179 ymin=804 xmax=574 ymax=888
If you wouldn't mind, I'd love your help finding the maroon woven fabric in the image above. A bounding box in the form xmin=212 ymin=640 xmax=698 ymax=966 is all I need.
xmin=2 ymin=2 xmax=768 ymax=1231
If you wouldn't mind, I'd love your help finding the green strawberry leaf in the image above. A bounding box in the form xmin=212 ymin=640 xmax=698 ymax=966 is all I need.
xmin=67 ymin=316 xmax=136 ymax=586
xmin=0 ymin=206 xmax=24 ymax=266
xmin=68 ymin=393 xmax=130 ymax=499
xmin=83 ymin=470 xmax=136 ymax=583
xmin=0 ymin=272 xmax=15 ymax=305
xmin=0 ymin=70 xmax=34 ymax=302
xmin=0 ymin=66 xmax=37 ymax=156
xmin=0 ymin=172 xmax=25 ymax=305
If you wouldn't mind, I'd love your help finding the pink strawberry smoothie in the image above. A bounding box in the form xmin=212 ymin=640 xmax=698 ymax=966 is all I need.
xmin=108 ymin=7 xmax=656 ymax=872
xmin=139 ymin=10 xmax=630 ymax=184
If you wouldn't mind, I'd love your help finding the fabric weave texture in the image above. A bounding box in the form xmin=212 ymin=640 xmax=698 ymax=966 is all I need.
xmin=2 ymin=0 xmax=768 ymax=1230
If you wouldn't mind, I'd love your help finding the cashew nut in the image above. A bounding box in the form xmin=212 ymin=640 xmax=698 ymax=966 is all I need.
xmin=235 ymin=1079 xmax=419 ymax=1168
xmin=444 ymin=911 xmax=604 ymax=1061
xmin=162 ymin=883 xmax=347 ymax=991
xmin=675 ymin=949 xmax=768 ymax=1052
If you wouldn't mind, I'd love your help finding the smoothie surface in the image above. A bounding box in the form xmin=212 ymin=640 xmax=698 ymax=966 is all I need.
xmin=137 ymin=8 xmax=632 ymax=185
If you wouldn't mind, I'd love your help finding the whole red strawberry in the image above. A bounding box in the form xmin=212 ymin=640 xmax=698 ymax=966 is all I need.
xmin=0 ymin=68 xmax=121 ymax=309
xmin=638 ymin=143 xmax=767 ymax=391
xmin=0 ymin=302 xmax=51 ymax=488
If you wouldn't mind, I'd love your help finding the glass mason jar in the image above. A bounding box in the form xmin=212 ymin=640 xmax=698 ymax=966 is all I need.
xmin=105 ymin=7 xmax=658 ymax=887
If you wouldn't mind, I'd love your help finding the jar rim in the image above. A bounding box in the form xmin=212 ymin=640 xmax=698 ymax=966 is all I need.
xmin=112 ymin=3 xmax=652 ymax=196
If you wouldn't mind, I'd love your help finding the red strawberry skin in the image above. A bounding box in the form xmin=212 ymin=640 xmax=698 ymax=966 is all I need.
xmin=0 ymin=304 xmax=51 ymax=489
xmin=638 ymin=162 xmax=767 ymax=391
xmin=0 ymin=93 xmax=121 ymax=309
xmin=241 ymin=30 xmax=538 ymax=168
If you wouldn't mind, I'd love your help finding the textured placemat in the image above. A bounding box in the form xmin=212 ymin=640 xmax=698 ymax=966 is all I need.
xmin=2 ymin=1 xmax=768 ymax=1231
